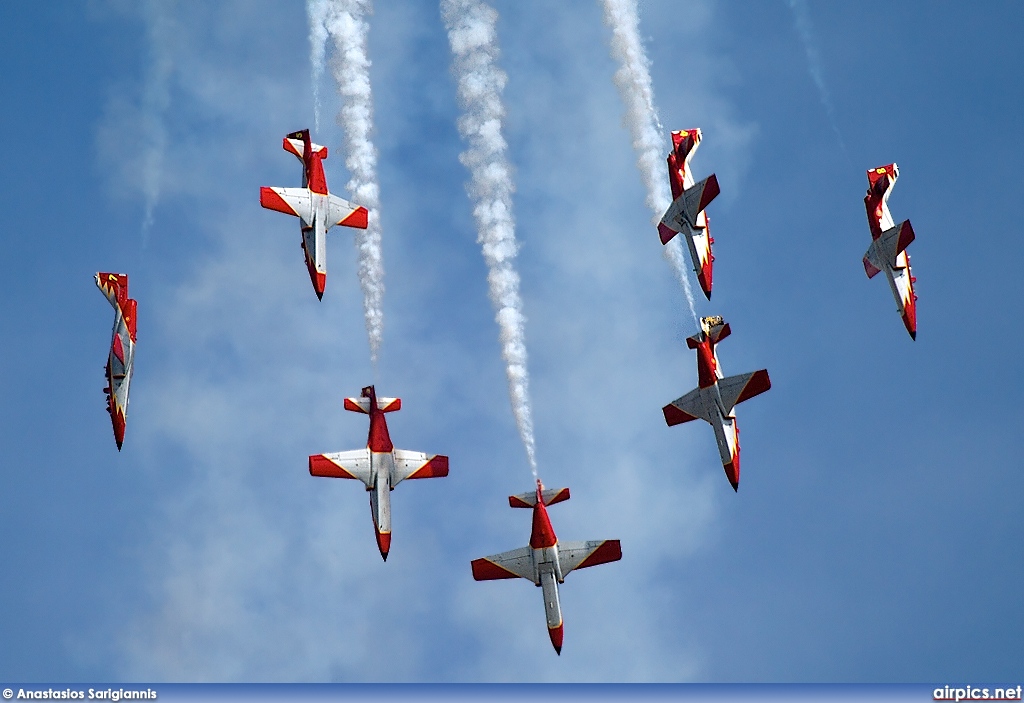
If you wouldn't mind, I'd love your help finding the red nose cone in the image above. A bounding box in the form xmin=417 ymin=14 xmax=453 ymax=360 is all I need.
xmin=902 ymin=302 xmax=917 ymax=341
xmin=548 ymin=624 xmax=563 ymax=655
xmin=697 ymin=259 xmax=713 ymax=300
xmin=723 ymin=459 xmax=739 ymax=492
xmin=376 ymin=530 xmax=391 ymax=561
xmin=312 ymin=271 xmax=326 ymax=301
xmin=111 ymin=409 xmax=126 ymax=452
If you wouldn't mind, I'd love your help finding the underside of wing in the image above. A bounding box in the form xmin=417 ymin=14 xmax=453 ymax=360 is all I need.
xmin=717 ymin=370 xmax=771 ymax=415
xmin=471 ymin=546 xmax=536 ymax=583
xmin=391 ymin=449 xmax=449 ymax=485
xmin=260 ymin=187 xmax=313 ymax=223
xmin=663 ymin=387 xmax=713 ymax=426
xmin=309 ymin=449 xmax=372 ymax=487
xmin=557 ymin=540 xmax=622 ymax=576
xmin=327 ymin=194 xmax=369 ymax=229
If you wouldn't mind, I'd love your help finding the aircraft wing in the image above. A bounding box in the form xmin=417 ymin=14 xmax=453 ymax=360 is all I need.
xmin=717 ymin=370 xmax=771 ymax=415
xmin=663 ymin=387 xmax=715 ymax=426
xmin=472 ymin=546 xmax=537 ymax=583
xmin=327 ymin=194 xmax=369 ymax=229
xmin=260 ymin=187 xmax=313 ymax=223
xmin=309 ymin=449 xmax=373 ymax=488
xmin=391 ymin=450 xmax=449 ymax=486
xmin=557 ymin=540 xmax=622 ymax=577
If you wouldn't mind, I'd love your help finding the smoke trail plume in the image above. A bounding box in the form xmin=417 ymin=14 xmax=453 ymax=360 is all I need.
xmin=140 ymin=0 xmax=175 ymax=248
xmin=600 ymin=0 xmax=698 ymax=326
xmin=441 ymin=0 xmax=538 ymax=478
xmin=306 ymin=0 xmax=330 ymax=132
xmin=786 ymin=0 xmax=846 ymax=154
xmin=308 ymin=0 xmax=386 ymax=364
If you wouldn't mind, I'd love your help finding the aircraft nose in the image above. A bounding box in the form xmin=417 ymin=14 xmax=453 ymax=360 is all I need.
xmin=723 ymin=459 xmax=739 ymax=492
xmin=112 ymin=410 xmax=126 ymax=451
xmin=376 ymin=531 xmax=391 ymax=561
xmin=548 ymin=624 xmax=563 ymax=655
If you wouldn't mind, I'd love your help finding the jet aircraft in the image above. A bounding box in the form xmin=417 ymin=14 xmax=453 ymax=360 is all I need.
xmin=259 ymin=129 xmax=369 ymax=300
xmin=663 ymin=316 xmax=771 ymax=491
xmin=658 ymin=128 xmax=720 ymax=299
xmin=95 ymin=273 xmax=137 ymax=451
xmin=308 ymin=386 xmax=448 ymax=561
xmin=862 ymin=163 xmax=918 ymax=340
xmin=471 ymin=481 xmax=622 ymax=655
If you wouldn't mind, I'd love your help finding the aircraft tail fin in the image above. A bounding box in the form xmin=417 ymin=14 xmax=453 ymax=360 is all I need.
xmin=509 ymin=487 xmax=570 ymax=508
xmin=283 ymin=129 xmax=328 ymax=161
xmin=95 ymin=272 xmax=129 ymax=308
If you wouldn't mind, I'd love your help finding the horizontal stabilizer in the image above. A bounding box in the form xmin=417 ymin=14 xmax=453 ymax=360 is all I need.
xmin=344 ymin=397 xmax=401 ymax=413
xmin=284 ymin=133 xmax=328 ymax=160
xmin=687 ymin=316 xmax=730 ymax=349
xmin=509 ymin=487 xmax=570 ymax=508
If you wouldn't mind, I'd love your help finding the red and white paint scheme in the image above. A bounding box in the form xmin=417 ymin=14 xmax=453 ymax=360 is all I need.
xmin=259 ymin=129 xmax=369 ymax=300
xmin=95 ymin=273 xmax=137 ymax=451
xmin=471 ymin=481 xmax=622 ymax=655
xmin=863 ymin=163 xmax=918 ymax=340
xmin=658 ymin=128 xmax=720 ymax=300
xmin=308 ymin=386 xmax=448 ymax=561
xmin=663 ymin=316 xmax=771 ymax=492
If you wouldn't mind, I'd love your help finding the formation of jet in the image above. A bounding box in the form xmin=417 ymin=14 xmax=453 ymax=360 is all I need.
xmin=471 ymin=480 xmax=622 ymax=655
xmin=658 ymin=128 xmax=720 ymax=299
xmin=863 ymin=163 xmax=918 ymax=340
xmin=259 ymin=129 xmax=369 ymax=300
xmin=308 ymin=385 xmax=449 ymax=561
xmin=95 ymin=273 xmax=137 ymax=451
xmin=663 ymin=316 xmax=771 ymax=491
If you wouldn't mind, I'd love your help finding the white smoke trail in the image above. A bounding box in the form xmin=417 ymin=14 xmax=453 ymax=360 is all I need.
xmin=309 ymin=0 xmax=386 ymax=364
xmin=140 ymin=0 xmax=175 ymax=248
xmin=306 ymin=0 xmax=330 ymax=132
xmin=600 ymin=0 xmax=698 ymax=327
xmin=786 ymin=0 xmax=847 ymax=154
xmin=441 ymin=0 xmax=538 ymax=478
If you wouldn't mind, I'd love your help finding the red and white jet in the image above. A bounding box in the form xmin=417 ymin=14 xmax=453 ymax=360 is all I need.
xmin=863 ymin=163 xmax=918 ymax=340
xmin=95 ymin=272 xmax=137 ymax=451
xmin=259 ymin=129 xmax=369 ymax=300
xmin=658 ymin=128 xmax=720 ymax=299
xmin=308 ymin=386 xmax=449 ymax=561
xmin=471 ymin=481 xmax=622 ymax=655
xmin=663 ymin=316 xmax=771 ymax=491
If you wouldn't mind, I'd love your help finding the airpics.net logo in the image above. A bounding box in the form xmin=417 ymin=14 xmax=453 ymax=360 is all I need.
xmin=934 ymin=685 xmax=1023 ymax=701
xmin=1 ymin=690 xmax=156 ymax=702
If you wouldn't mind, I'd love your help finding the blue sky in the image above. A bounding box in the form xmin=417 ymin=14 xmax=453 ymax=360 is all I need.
xmin=1 ymin=0 xmax=1022 ymax=682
